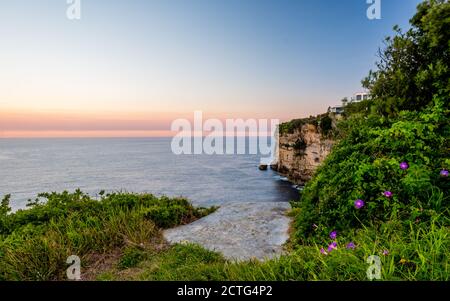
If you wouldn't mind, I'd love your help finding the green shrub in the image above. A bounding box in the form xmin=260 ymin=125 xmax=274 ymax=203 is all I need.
xmin=319 ymin=115 xmax=333 ymax=136
xmin=294 ymin=99 xmax=449 ymax=241
xmin=362 ymin=0 xmax=450 ymax=115
xmin=142 ymin=198 xmax=196 ymax=228
xmin=0 ymin=191 xmax=210 ymax=280
xmin=279 ymin=115 xmax=325 ymax=135
xmin=293 ymin=0 xmax=450 ymax=243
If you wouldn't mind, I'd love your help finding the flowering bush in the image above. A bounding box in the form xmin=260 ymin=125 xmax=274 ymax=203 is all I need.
xmin=293 ymin=98 xmax=449 ymax=242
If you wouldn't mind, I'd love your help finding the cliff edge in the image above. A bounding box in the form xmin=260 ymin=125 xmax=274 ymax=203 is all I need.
xmin=273 ymin=114 xmax=337 ymax=185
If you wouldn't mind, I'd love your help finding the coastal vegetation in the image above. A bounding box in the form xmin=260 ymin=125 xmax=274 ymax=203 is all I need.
xmin=288 ymin=0 xmax=449 ymax=279
xmin=279 ymin=113 xmax=334 ymax=137
xmin=0 ymin=0 xmax=448 ymax=281
xmin=0 ymin=191 xmax=215 ymax=280
xmin=103 ymin=0 xmax=450 ymax=280
xmin=1 ymin=190 xmax=447 ymax=281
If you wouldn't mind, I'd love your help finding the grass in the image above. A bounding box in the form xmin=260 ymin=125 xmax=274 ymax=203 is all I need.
xmin=0 ymin=190 xmax=448 ymax=281
xmin=0 ymin=190 xmax=215 ymax=281
xmin=96 ymin=217 xmax=449 ymax=281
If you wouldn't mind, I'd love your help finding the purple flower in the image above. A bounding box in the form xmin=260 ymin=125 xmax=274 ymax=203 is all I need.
xmin=320 ymin=248 xmax=328 ymax=255
xmin=400 ymin=162 xmax=409 ymax=170
xmin=346 ymin=242 xmax=356 ymax=249
xmin=383 ymin=250 xmax=389 ymax=256
xmin=354 ymin=199 xmax=365 ymax=209
xmin=384 ymin=191 xmax=393 ymax=198
xmin=440 ymin=169 xmax=449 ymax=177
xmin=330 ymin=231 xmax=337 ymax=240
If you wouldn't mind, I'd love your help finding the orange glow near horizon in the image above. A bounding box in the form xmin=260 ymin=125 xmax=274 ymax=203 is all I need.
xmin=0 ymin=109 xmax=295 ymax=138
xmin=0 ymin=130 xmax=174 ymax=138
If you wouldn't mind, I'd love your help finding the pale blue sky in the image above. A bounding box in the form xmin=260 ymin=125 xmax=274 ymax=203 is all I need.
xmin=0 ymin=0 xmax=423 ymax=136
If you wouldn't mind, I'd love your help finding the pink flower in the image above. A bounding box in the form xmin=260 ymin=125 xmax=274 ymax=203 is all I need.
xmin=384 ymin=191 xmax=393 ymax=198
xmin=400 ymin=162 xmax=409 ymax=170
xmin=383 ymin=250 xmax=389 ymax=256
xmin=320 ymin=248 xmax=328 ymax=255
xmin=354 ymin=199 xmax=365 ymax=209
xmin=327 ymin=242 xmax=337 ymax=252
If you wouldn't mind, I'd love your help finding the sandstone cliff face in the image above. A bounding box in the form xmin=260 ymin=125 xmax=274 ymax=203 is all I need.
xmin=275 ymin=122 xmax=334 ymax=185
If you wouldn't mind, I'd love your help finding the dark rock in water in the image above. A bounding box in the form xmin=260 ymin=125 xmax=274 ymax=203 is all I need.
xmin=270 ymin=164 xmax=278 ymax=171
xmin=259 ymin=164 xmax=268 ymax=171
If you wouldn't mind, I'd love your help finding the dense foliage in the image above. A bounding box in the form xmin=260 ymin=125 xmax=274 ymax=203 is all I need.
xmin=362 ymin=0 xmax=450 ymax=115
xmin=0 ymin=191 xmax=214 ymax=280
xmin=295 ymin=99 xmax=449 ymax=239
xmin=294 ymin=0 xmax=449 ymax=245
xmin=279 ymin=113 xmax=333 ymax=136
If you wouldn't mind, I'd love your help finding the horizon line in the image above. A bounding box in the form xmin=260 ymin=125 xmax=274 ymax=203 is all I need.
xmin=0 ymin=131 xmax=275 ymax=139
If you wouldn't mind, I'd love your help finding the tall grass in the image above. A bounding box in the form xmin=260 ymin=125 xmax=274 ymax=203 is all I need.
xmin=112 ymin=217 xmax=448 ymax=281
xmin=0 ymin=191 xmax=214 ymax=280
xmin=1 ymin=190 xmax=448 ymax=281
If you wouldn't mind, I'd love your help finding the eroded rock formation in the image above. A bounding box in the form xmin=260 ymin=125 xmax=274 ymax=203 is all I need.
xmin=273 ymin=115 xmax=335 ymax=185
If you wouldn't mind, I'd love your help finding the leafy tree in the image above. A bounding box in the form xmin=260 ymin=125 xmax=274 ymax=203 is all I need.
xmin=362 ymin=0 xmax=450 ymax=115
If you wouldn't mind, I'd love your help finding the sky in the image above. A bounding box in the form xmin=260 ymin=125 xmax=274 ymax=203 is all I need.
xmin=0 ymin=0 xmax=422 ymax=137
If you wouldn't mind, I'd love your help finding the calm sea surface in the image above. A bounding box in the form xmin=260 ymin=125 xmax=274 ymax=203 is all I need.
xmin=0 ymin=138 xmax=299 ymax=210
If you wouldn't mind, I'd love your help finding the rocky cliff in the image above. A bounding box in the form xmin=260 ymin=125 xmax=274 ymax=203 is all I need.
xmin=273 ymin=114 xmax=336 ymax=185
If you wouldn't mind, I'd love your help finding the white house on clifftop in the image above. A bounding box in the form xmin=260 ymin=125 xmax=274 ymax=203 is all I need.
xmin=328 ymin=92 xmax=371 ymax=114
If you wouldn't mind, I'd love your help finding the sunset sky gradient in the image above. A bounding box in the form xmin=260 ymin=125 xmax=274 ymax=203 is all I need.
xmin=0 ymin=0 xmax=421 ymax=137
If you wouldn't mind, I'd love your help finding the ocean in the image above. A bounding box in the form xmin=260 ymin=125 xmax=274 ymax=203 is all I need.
xmin=0 ymin=138 xmax=299 ymax=210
